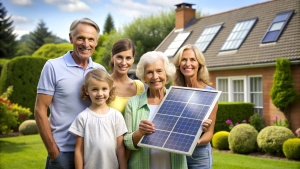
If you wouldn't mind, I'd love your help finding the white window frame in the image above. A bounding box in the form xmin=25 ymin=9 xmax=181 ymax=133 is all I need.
xmin=248 ymin=75 xmax=263 ymax=114
xmin=217 ymin=75 xmax=262 ymax=106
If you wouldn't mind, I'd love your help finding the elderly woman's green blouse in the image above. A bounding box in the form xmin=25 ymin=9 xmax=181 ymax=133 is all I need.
xmin=124 ymin=89 xmax=188 ymax=169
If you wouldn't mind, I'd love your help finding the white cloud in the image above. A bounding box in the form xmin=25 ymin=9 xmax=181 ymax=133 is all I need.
xmin=147 ymin=0 xmax=181 ymax=7
xmin=11 ymin=0 xmax=33 ymax=6
xmin=13 ymin=30 xmax=30 ymax=40
xmin=108 ymin=0 xmax=168 ymax=19
xmin=10 ymin=15 xmax=32 ymax=24
xmin=43 ymin=0 xmax=92 ymax=12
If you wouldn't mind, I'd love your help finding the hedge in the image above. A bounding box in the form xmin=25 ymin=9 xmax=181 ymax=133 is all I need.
xmin=32 ymin=43 xmax=72 ymax=59
xmin=0 ymin=56 xmax=48 ymax=118
xmin=215 ymin=102 xmax=254 ymax=133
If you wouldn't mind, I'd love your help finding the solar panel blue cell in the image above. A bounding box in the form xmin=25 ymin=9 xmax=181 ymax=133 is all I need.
xmin=166 ymin=88 xmax=194 ymax=102
xmin=152 ymin=114 xmax=179 ymax=131
xmin=181 ymin=104 xmax=209 ymax=120
xmin=141 ymin=130 xmax=170 ymax=147
xmin=157 ymin=101 xmax=186 ymax=116
xmin=190 ymin=91 xmax=217 ymax=105
xmin=164 ymin=133 xmax=195 ymax=152
xmin=173 ymin=118 xmax=202 ymax=135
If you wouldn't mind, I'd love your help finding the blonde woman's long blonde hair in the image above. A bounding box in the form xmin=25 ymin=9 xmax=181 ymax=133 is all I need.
xmin=173 ymin=44 xmax=212 ymax=87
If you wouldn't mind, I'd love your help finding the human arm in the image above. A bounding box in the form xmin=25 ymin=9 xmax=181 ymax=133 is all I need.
xmin=116 ymin=135 xmax=127 ymax=169
xmin=197 ymin=102 xmax=218 ymax=145
xmin=123 ymin=97 xmax=155 ymax=150
xmin=202 ymin=119 xmax=212 ymax=132
xmin=75 ymin=136 xmax=84 ymax=169
xmin=132 ymin=120 xmax=155 ymax=147
xmin=34 ymin=93 xmax=59 ymax=161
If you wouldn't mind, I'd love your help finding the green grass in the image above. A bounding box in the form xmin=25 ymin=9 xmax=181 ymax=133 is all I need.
xmin=0 ymin=134 xmax=299 ymax=169
xmin=0 ymin=134 xmax=47 ymax=168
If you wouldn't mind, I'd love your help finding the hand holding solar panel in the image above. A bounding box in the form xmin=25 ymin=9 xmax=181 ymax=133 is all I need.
xmin=137 ymin=86 xmax=221 ymax=156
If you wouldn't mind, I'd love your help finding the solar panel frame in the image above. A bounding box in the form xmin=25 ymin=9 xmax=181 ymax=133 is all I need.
xmin=137 ymin=86 xmax=222 ymax=156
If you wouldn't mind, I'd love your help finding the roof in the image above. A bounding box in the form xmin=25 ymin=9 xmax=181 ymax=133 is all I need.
xmin=156 ymin=0 xmax=300 ymax=68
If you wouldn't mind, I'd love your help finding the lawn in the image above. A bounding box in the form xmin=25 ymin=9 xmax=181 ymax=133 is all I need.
xmin=0 ymin=134 xmax=299 ymax=169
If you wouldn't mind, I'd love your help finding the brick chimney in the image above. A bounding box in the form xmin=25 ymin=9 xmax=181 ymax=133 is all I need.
xmin=175 ymin=3 xmax=195 ymax=30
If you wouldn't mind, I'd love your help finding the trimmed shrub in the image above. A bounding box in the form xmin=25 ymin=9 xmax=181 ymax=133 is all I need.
xmin=212 ymin=131 xmax=230 ymax=150
xmin=18 ymin=119 xmax=38 ymax=135
xmin=0 ymin=56 xmax=48 ymax=118
xmin=32 ymin=43 xmax=72 ymax=59
xmin=215 ymin=102 xmax=254 ymax=133
xmin=257 ymin=126 xmax=295 ymax=156
xmin=228 ymin=124 xmax=258 ymax=154
xmin=0 ymin=58 xmax=10 ymax=76
xmin=283 ymin=138 xmax=300 ymax=160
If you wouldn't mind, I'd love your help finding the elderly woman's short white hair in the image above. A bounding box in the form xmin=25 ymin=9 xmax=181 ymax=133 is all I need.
xmin=136 ymin=51 xmax=175 ymax=83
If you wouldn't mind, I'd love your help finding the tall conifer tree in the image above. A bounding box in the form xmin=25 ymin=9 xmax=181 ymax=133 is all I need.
xmin=103 ymin=13 xmax=115 ymax=34
xmin=27 ymin=20 xmax=54 ymax=54
xmin=0 ymin=2 xmax=18 ymax=58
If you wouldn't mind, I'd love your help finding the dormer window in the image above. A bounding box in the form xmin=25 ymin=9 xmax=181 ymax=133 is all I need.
xmin=220 ymin=18 xmax=257 ymax=51
xmin=164 ymin=31 xmax=191 ymax=57
xmin=194 ymin=24 xmax=223 ymax=52
xmin=261 ymin=10 xmax=294 ymax=43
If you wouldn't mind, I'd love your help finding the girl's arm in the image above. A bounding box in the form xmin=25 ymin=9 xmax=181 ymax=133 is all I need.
xmin=75 ymin=136 xmax=84 ymax=169
xmin=197 ymin=102 xmax=218 ymax=145
xmin=117 ymin=135 xmax=127 ymax=169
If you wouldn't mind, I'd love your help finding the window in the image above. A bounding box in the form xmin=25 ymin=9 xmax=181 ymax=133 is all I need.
xmin=164 ymin=31 xmax=191 ymax=57
xmin=194 ymin=24 xmax=223 ymax=52
xmin=217 ymin=78 xmax=228 ymax=101
xmin=217 ymin=76 xmax=263 ymax=114
xmin=261 ymin=10 xmax=294 ymax=43
xmin=249 ymin=77 xmax=263 ymax=115
xmin=221 ymin=18 xmax=257 ymax=51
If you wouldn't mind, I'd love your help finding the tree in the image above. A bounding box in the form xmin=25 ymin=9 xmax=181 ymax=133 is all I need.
xmin=123 ymin=10 xmax=176 ymax=62
xmin=0 ymin=2 xmax=18 ymax=58
xmin=270 ymin=58 xmax=297 ymax=123
xmin=103 ymin=13 xmax=115 ymax=34
xmin=27 ymin=20 xmax=54 ymax=55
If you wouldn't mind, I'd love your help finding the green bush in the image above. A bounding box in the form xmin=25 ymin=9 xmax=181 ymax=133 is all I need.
xmin=0 ymin=58 xmax=10 ymax=77
xmin=0 ymin=86 xmax=32 ymax=134
xmin=18 ymin=119 xmax=38 ymax=135
xmin=250 ymin=113 xmax=265 ymax=132
xmin=0 ymin=56 xmax=48 ymax=118
xmin=257 ymin=126 xmax=295 ymax=156
xmin=32 ymin=43 xmax=72 ymax=59
xmin=270 ymin=58 xmax=297 ymax=112
xmin=228 ymin=124 xmax=258 ymax=154
xmin=283 ymin=138 xmax=300 ymax=160
xmin=215 ymin=102 xmax=254 ymax=133
xmin=212 ymin=131 xmax=230 ymax=150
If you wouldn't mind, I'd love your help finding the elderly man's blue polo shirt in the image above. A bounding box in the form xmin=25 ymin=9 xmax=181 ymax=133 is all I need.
xmin=37 ymin=51 xmax=106 ymax=152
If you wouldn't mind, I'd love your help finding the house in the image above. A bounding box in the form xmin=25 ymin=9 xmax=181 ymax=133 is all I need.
xmin=155 ymin=0 xmax=300 ymax=133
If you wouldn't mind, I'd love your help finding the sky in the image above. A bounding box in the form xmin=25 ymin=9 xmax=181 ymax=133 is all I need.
xmin=3 ymin=0 xmax=269 ymax=41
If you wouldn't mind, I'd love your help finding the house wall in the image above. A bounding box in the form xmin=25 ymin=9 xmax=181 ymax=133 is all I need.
xmin=209 ymin=64 xmax=300 ymax=133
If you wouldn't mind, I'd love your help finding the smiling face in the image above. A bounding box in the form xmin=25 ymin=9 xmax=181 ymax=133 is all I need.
xmin=85 ymin=78 xmax=110 ymax=107
xmin=69 ymin=23 xmax=98 ymax=61
xmin=111 ymin=49 xmax=134 ymax=75
xmin=144 ymin=59 xmax=167 ymax=91
xmin=179 ymin=49 xmax=200 ymax=79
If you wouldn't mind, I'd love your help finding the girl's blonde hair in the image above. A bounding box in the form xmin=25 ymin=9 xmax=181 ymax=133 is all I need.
xmin=80 ymin=69 xmax=116 ymax=104
xmin=173 ymin=44 xmax=212 ymax=86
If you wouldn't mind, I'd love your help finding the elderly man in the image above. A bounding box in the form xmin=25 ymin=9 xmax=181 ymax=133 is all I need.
xmin=34 ymin=18 xmax=105 ymax=169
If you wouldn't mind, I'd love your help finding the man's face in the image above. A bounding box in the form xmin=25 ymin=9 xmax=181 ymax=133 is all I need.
xmin=69 ymin=23 xmax=98 ymax=60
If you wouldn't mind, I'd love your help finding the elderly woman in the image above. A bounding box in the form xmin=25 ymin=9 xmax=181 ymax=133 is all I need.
xmin=173 ymin=44 xmax=218 ymax=169
xmin=123 ymin=51 xmax=188 ymax=169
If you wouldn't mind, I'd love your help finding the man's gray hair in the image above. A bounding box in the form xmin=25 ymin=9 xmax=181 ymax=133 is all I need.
xmin=69 ymin=18 xmax=100 ymax=38
xmin=136 ymin=51 xmax=175 ymax=83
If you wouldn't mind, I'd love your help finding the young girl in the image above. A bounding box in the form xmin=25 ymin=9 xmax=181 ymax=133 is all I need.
xmin=69 ymin=68 xmax=128 ymax=169
xmin=108 ymin=38 xmax=145 ymax=115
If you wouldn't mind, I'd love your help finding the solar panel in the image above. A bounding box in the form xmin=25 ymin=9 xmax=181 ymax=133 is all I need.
xmin=137 ymin=86 xmax=221 ymax=156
